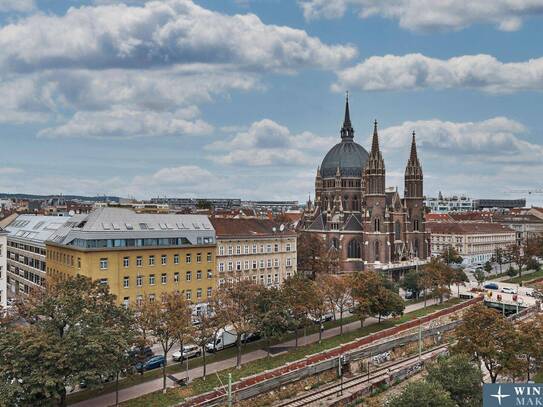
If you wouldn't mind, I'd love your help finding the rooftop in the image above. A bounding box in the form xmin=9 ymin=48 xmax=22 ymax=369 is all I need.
xmin=210 ymin=218 xmax=295 ymax=238
xmin=5 ymin=214 xmax=71 ymax=243
xmin=426 ymin=221 xmax=515 ymax=235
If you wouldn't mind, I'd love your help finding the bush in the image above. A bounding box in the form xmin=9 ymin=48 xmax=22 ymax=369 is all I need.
xmin=507 ymin=267 xmax=518 ymax=277
xmin=527 ymin=258 xmax=541 ymax=272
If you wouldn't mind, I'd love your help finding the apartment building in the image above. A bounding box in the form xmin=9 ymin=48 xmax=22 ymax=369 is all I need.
xmin=427 ymin=222 xmax=516 ymax=265
xmin=211 ymin=218 xmax=297 ymax=287
xmin=5 ymin=215 xmax=70 ymax=299
xmin=0 ymin=228 xmax=7 ymax=307
xmin=45 ymin=208 xmax=216 ymax=308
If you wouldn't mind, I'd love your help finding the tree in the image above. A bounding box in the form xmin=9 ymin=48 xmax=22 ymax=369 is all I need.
xmin=473 ymin=269 xmax=485 ymax=287
xmin=305 ymin=280 xmax=329 ymax=343
xmin=426 ymin=354 xmax=483 ymax=407
xmin=388 ymin=381 xmax=456 ymax=407
xmin=495 ymin=247 xmax=506 ymax=274
xmin=254 ymin=286 xmax=291 ymax=356
xmin=196 ymin=199 xmax=212 ymax=209
xmin=297 ymin=233 xmax=338 ymax=277
xmin=192 ymin=299 xmax=224 ymax=380
xmin=484 ymin=261 xmax=493 ymax=274
xmin=516 ymin=314 xmax=543 ymax=381
xmin=400 ymin=269 xmax=423 ymax=299
xmin=454 ymin=304 xmax=519 ymax=383
xmin=0 ymin=275 xmax=135 ymax=406
xmin=440 ymin=245 xmax=463 ymax=265
xmin=282 ymin=274 xmax=313 ymax=347
xmin=370 ymin=286 xmax=405 ymax=323
xmin=137 ymin=293 xmax=192 ymax=392
xmin=420 ymin=258 xmax=451 ymax=304
xmin=450 ymin=268 xmax=468 ymax=297
xmin=215 ymin=280 xmax=260 ymax=368
xmin=318 ymin=274 xmax=351 ymax=334
xmin=507 ymin=243 xmax=529 ymax=280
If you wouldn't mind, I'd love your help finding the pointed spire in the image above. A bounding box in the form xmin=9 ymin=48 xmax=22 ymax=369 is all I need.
xmin=371 ymin=119 xmax=380 ymax=155
xmin=340 ymin=92 xmax=354 ymax=141
xmin=409 ymin=130 xmax=418 ymax=161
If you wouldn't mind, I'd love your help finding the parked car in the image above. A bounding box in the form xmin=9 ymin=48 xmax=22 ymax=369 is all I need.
xmin=483 ymin=283 xmax=499 ymax=290
xmin=173 ymin=344 xmax=201 ymax=361
xmin=308 ymin=313 xmax=334 ymax=324
xmin=501 ymin=287 xmax=517 ymax=294
xmin=135 ymin=355 xmax=165 ymax=372
xmin=128 ymin=346 xmax=154 ymax=361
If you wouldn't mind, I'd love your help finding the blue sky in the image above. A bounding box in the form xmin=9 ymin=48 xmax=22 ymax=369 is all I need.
xmin=0 ymin=0 xmax=542 ymax=205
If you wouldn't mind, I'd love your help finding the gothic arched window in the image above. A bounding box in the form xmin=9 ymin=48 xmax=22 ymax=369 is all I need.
xmin=413 ymin=219 xmax=419 ymax=231
xmin=352 ymin=196 xmax=359 ymax=212
xmin=414 ymin=239 xmax=420 ymax=257
xmin=331 ymin=238 xmax=339 ymax=250
xmin=394 ymin=221 xmax=401 ymax=240
xmin=374 ymin=218 xmax=380 ymax=232
xmin=374 ymin=241 xmax=380 ymax=262
xmin=347 ymin=239 xmax=361 ymax=259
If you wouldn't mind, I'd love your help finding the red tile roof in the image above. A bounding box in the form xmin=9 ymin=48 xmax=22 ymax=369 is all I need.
xmin=210 ymin=218 xmax=296 ymax=238
xmin=426 ymin=221 xmax=514 ymax=235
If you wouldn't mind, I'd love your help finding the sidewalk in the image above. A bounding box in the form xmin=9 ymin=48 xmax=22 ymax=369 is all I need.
xmin=72 ymin=298 xmax=441 ymax=407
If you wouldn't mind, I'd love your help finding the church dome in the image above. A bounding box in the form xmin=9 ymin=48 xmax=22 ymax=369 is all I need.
xmin=320 ymin=141 xmax=369 ymax=178
xmin=320 ymin=94 xmax=369 ymax=178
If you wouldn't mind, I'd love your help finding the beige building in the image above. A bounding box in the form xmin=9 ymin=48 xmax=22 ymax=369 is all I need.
xmin=210 ymin=218 xmax=297 ymax=287
xmin=427 ymin=222 xmax=516 ymax=265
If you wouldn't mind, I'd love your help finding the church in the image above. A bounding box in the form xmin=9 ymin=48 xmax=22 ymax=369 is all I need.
xmin=302 ymin=96 xmax=429 ymax=275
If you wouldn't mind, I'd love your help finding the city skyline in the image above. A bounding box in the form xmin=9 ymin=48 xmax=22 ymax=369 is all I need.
xmin=0 ymin=1 xmax=542 ymax=204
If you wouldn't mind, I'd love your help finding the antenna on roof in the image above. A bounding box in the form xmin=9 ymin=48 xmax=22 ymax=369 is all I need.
xmin=280 ymin=224 xmax=285 ymax=232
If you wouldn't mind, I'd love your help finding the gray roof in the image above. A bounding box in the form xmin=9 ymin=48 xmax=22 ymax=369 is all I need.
xmin=320 ymin=140 xmax=369 ymax=178
xmin=5 ymin=214 xmax=72 ymax=244
xmin=48 ymin=207 xmax=215 ymax=246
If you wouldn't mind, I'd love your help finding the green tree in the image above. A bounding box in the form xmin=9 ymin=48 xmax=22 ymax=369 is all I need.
xmin=507 ymin=243 xmax=529 ymax=280
xmin=254 ymin=286 xmax=291 ymax=356
xmin=440 ymin=245 xmax=463 ymax=265
xmin=319 ymin=274 xmax=351 ymax=334
xmin=484 ymin=261 xmax=493 ymax=274
xmin=495 ymin=247 xmax=505 ymax=273
xmin=0 ymin=275 xmax=135 ymax=406
xmin=452 ymin=268 xmax=469 ymax=297
xmin=426 ymin=354 xmax=483 ymax=407
xmin=388 ymin=381 xmax=456 ymax=407
xmin=454 ymin=303 xmax=519 ymax=383
xmin=400 ymin=269 xmax=422 ymax=299
xmin=282 ymin=273 xmax=312 ymax=347
xmin=297 ymin=233 xmax=339 ymax=277
xmin=516 ymin=314 xmax=543 ymax=381
xmin=473 ymin=269 xmax=485 ymax=287
xmin=192 ymin=299 xmax=224 ymax=380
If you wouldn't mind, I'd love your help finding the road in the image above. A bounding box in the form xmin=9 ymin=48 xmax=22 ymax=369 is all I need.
xmin=72 ymin=297 xmax=442 ymax=407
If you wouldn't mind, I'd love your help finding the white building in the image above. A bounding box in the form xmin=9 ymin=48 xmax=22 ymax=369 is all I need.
xmin=425 ymin=193 xmax=473 ymax=213
xmin=0 ymin=228 xmax=7 ymax=307
xmin=427 ymin=221 xmax=516 ymax=265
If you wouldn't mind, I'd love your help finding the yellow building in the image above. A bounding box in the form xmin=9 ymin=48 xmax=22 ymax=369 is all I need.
xmin=45 ymin=207 xmax=216 ymax=309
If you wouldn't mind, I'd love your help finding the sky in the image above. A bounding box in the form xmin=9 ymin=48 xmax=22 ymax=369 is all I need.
xmin=0 ymin=0 xmax=542 ymax=204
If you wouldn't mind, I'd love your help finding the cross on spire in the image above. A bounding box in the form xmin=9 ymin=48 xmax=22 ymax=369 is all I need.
xmin=340 ymin=92 xmax=354 ymax=141
xmin=410 ymin=130 xmax=418 ymax=161
xmin=371 ymin=119 xmax=380 ymax=155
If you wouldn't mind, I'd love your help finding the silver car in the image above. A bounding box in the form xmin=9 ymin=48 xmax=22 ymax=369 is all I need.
xmin=173 ymin=344 xmax=201 ymax=361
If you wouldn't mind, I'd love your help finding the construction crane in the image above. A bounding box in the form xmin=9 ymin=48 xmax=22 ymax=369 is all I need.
xmin=503 ymin=189 xmax=543 ymax=195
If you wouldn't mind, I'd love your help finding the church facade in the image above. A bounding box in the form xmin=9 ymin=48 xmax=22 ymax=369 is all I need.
xmin=302 ymin=97 xmax=429 ymax=274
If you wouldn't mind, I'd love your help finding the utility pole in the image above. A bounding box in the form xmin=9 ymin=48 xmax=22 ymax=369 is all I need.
xmin=227 ymin=373 xmax=232 ymax=407
xmin=418 ymin=322 xmax=422 ymax=360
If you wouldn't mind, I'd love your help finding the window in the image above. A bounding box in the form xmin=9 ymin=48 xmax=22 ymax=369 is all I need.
xmin=123 ymin=276 xmax=129 ymax=288
xmin=149 ymin=256 xmax=155 ymax=266
xmin=136 ymin=275 xmax=143 ymax=287
xmin=374 ymin=241 xmax=380 ymax=262
xmin=207 ymin=287 xmax=212 ymax=297
xmin=274 ymin=274 xmax=279 ymax=283
xmin=259 ymin=244 xmax=264 ymax=253
xmin=123 ymin=297 xmax=129 ymax=308
xmin=414 ymin=219 xmax=420 ymax=232
xmin=286 ymin=243 xmax=291 ymax=252
xmin=207 ymin=252 xmax=212 ymax=262
xmin=252 ymin=244 xmax=257 ymax=254
xmin=266 ymin=244 xmax=272 ymax=253
xmin=196 ymin=253 xmax=202 ymax=263
xmin=186 ymin=253 xmax=192 ymax=263
xmin=77 ymin=257 xmax=81 ymax=269
xmin=227 ymin=246 xmax=233 ymax=255
xmin=236 ymin=245 xmax=241 ymax=255
xmin=286 ymin=257 xmax=292 ymax=267
xmin=219 ymin=262 xmax=225 ymax=272
xmin=243 ymin=245 xmax=249 ymax=254
xmin=149 ymin=294 xmax=155 ymax=303
xmin=186 ymin=271 xmax=192 ymax=281
xmin=136 ymin=295 xmax=143 ymax=306
xmin=244 ymin=260 xmax=249 ymax=270
xmin=100 ymin=278 xmax=108 ymax=285
xmin=149 ymin=274 xmax=155 ymax=285
xmin=236 ymin=261 xmax=241 ymax=271
xmin=174 ymin=272 xmax=179 ymax=282
xmin=197 ymin=288 xmax=202 ymax=299
xmin=161 ymin=255 xmax=167 ymax=265
xmin=136 ymin=256 xmax=143 ymax=267
xmin=252 ymin=260 xmax=257 ymax=269
xmin=267 ymin=275 xmax=272 ymax=285
xmin=174 ymin=254 xmax=179 ymax=264
xmin=207 ymin=270 xmax=213 ymax=279
xmin=274 ymin=243 xmax=279 ymax=252
xmin=274 ymin=258 xmax=279 ymax=268
xmin=267 ymin=259 xmax=272 ymax=268
xmin=374 ymin=218 xmax=380 ymax=232
xmin=161 ymin=273 xmax=167 ymax=284
xmin=260 ymin=275 xmax=265 ymax=284
xmin=196 ymin=270 xmax=202 ymax=280
xmin=227 ymin=261 xmax=233 ymax=272
xmin=186 ymin=290 xmax=192 ymax=300
xmin=259 ymin=259 xmax=265 ymax=269
xmin=394 ymin=221 xmax=401 ymax=241
xmin=100 ymin=258 xmax=108 ymax=270
xmin=219 ymin=246 xmax=225 ymax=256
xmin=347 ymin=240 xmax=361 ymax=259
xmin=123 ymin=256 xmax=129 ymax=268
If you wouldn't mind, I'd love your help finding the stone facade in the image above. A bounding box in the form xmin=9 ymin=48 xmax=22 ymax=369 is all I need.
xmin=302 ymin=96 xmax=429 ymax=273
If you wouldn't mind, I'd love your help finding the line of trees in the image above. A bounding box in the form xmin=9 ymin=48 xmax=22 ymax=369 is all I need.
xmin=0 ymin=269 xmax=407 ymax=406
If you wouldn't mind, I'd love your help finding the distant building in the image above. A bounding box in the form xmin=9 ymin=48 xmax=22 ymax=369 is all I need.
xmin=425 ymin=193 xmax=473 ymax=213
xmin=45 ymin=208 xmax=217 ymax=308
xmin=211 ymin=218 xmax=297 ymax=287
xmin=473 ymin=198 xmax=526 ymax=210
xmin=492 ymin=213 xmax=543 ymax=245
xmin=427 ymin=222 xmax=516 ymax=265
xmin=242 ymin=201 xmax=300 ymax=213
xmin=149 ymin=198 xmax=241 ymax=211
xmin=4 ymin=215 xmax=70 ymax=299
xmin=0 ymin=228 xmax=7 ymax=307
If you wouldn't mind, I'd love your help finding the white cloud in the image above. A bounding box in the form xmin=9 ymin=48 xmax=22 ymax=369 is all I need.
xmin=0 ymin=0 xmax=356 ymax=74
xmin=206 ymin=119 xmax=334 ymax=166
xmin=334 ymin=53 xmax=543 ymax=93
xmin=378 ymin=116 xmax=542 ymax=164
xmin=37 ymin=107 xmax=213 ymax=139
xmin=299 ymin=0 xmax=543 ymax=31
xmin=0 ymin=0 xmax=34 ymax=13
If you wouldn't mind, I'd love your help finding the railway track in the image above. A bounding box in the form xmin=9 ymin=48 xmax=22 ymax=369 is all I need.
xmin=273 ymin=344 xmax=449 ymax=407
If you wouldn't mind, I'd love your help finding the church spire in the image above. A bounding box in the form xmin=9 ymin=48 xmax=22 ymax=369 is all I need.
xmin=404 ymin=130 xmax=423 ymax=199
xmin=371 ymin=119 xmax=380 ymax=155
xmin=409 ymin=131 xmax=418 ymax=162
xmin=340 ymin=92 xmax=354 ymax=141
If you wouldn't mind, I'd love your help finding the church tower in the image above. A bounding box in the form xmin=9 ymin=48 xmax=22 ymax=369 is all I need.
xmin=404 ymin=131 xmax=425 ymax=258
xmin=364 ymin=121 xmax=387 ymax=264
